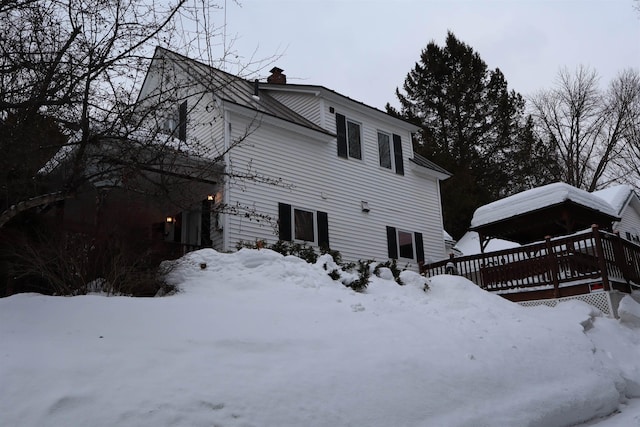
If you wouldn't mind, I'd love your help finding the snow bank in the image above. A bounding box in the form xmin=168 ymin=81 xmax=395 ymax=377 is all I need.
xmin=0 ymin=248 xmax=638 ymax=426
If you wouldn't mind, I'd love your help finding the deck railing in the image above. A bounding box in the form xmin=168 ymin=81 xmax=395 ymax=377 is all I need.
xmin=422 ymin=226 xmax=640 ymax=296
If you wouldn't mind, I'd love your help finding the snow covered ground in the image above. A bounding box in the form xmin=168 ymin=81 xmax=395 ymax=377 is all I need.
xmin=2 ymin=248 xmax=640 ymax=426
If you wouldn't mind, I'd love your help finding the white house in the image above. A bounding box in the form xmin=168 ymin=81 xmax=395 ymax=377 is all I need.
xmin=593 ymin=185 xmax=640 ymax=244
xmin=136 ymin=48 xmax=451 ymax=269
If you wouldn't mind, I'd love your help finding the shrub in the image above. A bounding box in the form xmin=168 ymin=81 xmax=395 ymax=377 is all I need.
xmin=2 ymin=215 xmax=178 ymax=297
xmin=235 ymin=239 xmax=267 ymax=250
xmin=266 ymin=240 xmax=318 ymax=264
xmin=347 ymin=259 xmax=374 ymax=292
xmin=373 ymin=259 xmax=407 ymax=286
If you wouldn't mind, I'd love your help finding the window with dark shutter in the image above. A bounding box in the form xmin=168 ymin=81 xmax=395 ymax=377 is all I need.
xmin=392 ymin=134 xmax=404 ymax=175
xmin=336 ymin=113 xmax=362 ymax=160
xmin=294 ymin=208 xmax=315 ymax=242
xmin=347 ymin=120 xmax=361 ymax=159
xmin=398 ymin=230 xmax=413 ymax=259
xmin=388 ymin=227 xmax=421 ymax=261
xmin=378 ymin=132 xmax=392 ymax=169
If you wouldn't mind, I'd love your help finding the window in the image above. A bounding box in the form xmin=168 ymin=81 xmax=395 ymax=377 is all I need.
xmin=377 ymin=131 xmax=404 ymax=175
xmin=386 ymin=226 xmax=424 ymax=263
xmin=294 ymin=208 xmax=315 ymax=242
xmin=378 ymin=132 xmax=392 ymax=169
xmin=398 ymin=230 xmax=414 ymax=259
xmin=347 ymin=120 xmax=362 ymax=159
xmin=336 ymin=113 xmax=362 ymax=160
xmin=161 ymin=100 xmax=187 ymax=141
xmin=278 ymin=203 xmax=330 ymax=248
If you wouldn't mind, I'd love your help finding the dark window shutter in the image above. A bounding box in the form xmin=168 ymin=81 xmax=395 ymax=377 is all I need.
xmin=178 ymin=101 xmax=187 ymax=141
xmin=317 ymin=211 xmax=329 ymax=249
xmin=386 ymin=226 xmax=398 ymax=259
xmin=336 ymin=113 xmax=347 ymax=158
xmin=415 ymin=232 xmax=425 ymax=264
xmin=392 ymin=134 xmax=404 ymax=175
xmin=278 ymin=203 xmax=292 ymax=241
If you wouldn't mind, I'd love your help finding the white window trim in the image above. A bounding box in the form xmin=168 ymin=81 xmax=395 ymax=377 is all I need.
xmin=396 ymin=229 xmax=415 ymax=261
xmin=291 ymin=206 xmax=318 ymax=245
xmin=377 ymin=130 xmax=395 ymax=172
xmin=346 ymin=118 xmax=363 ymax=161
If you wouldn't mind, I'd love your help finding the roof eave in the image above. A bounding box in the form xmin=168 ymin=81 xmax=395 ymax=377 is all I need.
xmin=221 ymin=100 xmax=335 ymax=141
xmin=259 ymin=83 xmax=420 ymax=133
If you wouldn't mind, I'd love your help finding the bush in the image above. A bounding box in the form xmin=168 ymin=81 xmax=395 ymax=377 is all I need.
xmin=373 ymin=259 xmax=407 ymax=286
xmin=347 ymin=259 xmax=374 ymax=293
xmin=265 ymin=240 xmax=318 ymax=264
xmin=2 ymin=216 xmax=177 ymax=297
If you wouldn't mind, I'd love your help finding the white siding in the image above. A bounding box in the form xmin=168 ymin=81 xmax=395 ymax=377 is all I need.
xmin=269 ymin=92 xmax=323 ymax=126
xmin=617 ymin=202 xmax=640 ymax=242
xmin=223 ymin=103 xmax=446 ymax=270
xmin=188 ymin=92 xmax=226 ymax=157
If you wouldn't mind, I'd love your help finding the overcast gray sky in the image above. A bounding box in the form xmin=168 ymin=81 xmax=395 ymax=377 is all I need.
xmin=214 ymin=0 xmax=639 ymax=110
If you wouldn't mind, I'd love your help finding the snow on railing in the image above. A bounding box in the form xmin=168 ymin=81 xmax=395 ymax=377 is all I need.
xmin=423 ymin=225 xmax=640 ymax=297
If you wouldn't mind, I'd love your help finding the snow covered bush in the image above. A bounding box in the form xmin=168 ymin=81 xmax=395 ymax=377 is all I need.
xmin=373 ymin=259 xmax=406 ymax=286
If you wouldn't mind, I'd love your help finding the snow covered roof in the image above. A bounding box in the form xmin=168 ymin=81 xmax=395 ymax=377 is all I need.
xmin=454 ymin=231 xmax=520 ymax=256
xmin=443 ymin=229 xmax=454 ymax=243
xmin=592 ymin=185 xmax=634 ymax=216
xmin=471 ymin=183 xmax=618 ymax=228
xmin=469 ymin=183 xmax=621 ymax=245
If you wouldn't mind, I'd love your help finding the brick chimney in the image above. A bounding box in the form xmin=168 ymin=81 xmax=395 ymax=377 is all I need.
xmin=267 ymin=67 xmax=286 ymax=84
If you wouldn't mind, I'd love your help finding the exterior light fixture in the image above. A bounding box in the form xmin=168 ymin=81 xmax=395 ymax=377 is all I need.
xmin=166 ymin=216 xmax=174 ymax=223
xmin=361 ymin=201 xmax=370 ymax=213
xmin=207 ymin=194 xmax=214 ymax=201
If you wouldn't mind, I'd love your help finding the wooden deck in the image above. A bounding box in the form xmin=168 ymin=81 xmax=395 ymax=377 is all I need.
xmin=422 ymin=226 xmax=640 ymax=302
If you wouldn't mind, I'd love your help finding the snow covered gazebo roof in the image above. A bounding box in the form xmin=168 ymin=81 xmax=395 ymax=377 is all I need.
xmin=469 ymin=183 xmax=620 ymax=246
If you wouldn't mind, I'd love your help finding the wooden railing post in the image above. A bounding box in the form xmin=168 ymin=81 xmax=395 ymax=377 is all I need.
xmin=544 ymin=236 xmax=560 ymax=298
xmin=612 ymin=231 xmax=630 ymax=283
xmin=445 ymin=253 xmax=458 ymax=275
xmin=592 ymin=224 xmax=611 ymax=291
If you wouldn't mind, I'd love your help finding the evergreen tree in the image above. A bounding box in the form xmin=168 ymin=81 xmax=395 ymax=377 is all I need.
xmin=388 ymin=32 xmax=555 ymax=239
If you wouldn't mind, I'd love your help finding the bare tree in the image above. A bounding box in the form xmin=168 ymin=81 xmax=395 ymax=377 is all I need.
xmin=529 ymin=66 xmax=640 ymax=191
xmin=0 ymin=0 xmax=285 ymax=295
xmin=0 ymin=0 xmax=284 ymax=229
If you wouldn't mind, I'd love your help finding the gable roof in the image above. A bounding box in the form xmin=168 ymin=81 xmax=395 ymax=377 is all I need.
xmin=410 ymin=153 xmax=451 ymax=177
xmin=151 ymin=48 xmax=331 ymax=136
xmin=592 ymin=184 xmax=636 ymax=216
xmin=148 ymin=48 xmax=449 ymax=178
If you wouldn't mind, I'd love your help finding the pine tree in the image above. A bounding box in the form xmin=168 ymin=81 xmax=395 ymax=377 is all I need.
xmin=388 ymin=32 xmax=555 ymax=239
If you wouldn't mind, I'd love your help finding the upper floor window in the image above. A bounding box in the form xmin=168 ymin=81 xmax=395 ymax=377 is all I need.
xmin=336 ymin=113 xmax=361 ymax=160
xmin=161 ymin=100 xmax=187 ymax=141
xmin=378 ymin=131 xmax=404 ymax=175
xmin=378 ymin=132 xmax=392 ymax=169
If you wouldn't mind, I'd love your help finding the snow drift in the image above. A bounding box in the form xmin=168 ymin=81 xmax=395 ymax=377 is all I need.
xmin=1 ymin=248 xmax=640 ymax=426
